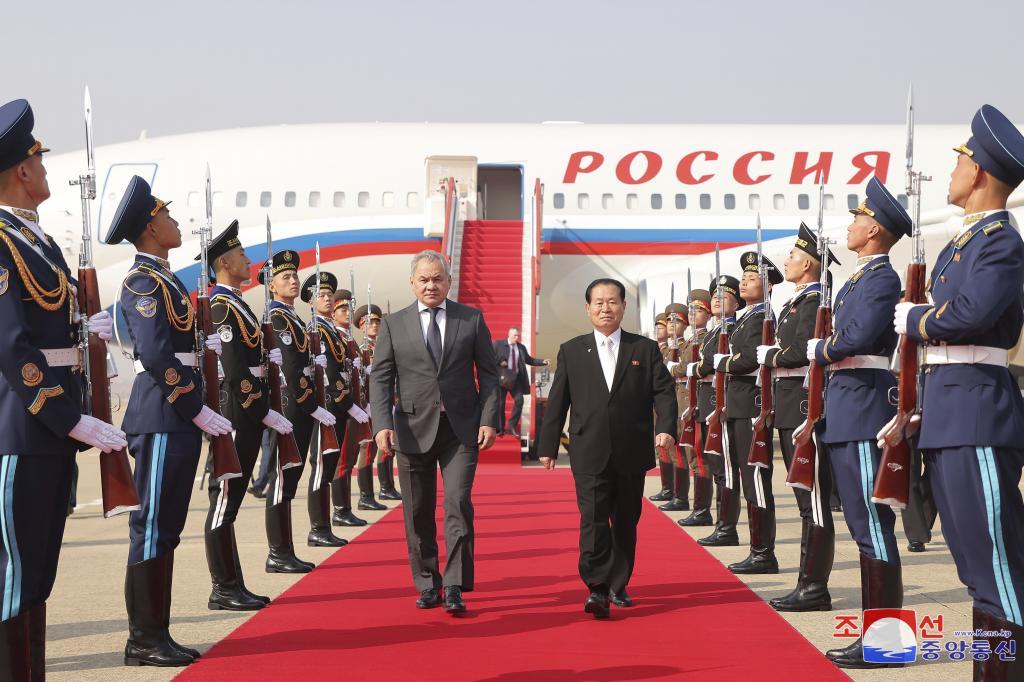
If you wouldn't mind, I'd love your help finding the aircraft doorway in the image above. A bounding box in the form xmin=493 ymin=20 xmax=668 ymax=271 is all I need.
xmin=477 ymin=165 xmax=523 ymax=220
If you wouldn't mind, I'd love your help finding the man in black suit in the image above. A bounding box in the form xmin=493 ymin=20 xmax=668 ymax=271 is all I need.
xmin=538 ymin=278 xmax=677 ymax=619
xmin=494 ymin=327 xmax=549 ymax=437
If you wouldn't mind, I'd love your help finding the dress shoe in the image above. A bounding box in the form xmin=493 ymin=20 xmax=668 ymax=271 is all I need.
xmin=379 ymin=487 xmax=402 ymax=501
xmin=416 ymin=588 xmax=442 ymax=609
xmin=648 ymin=488 xmax=673 ymax=502
xmin=678 ymin=509 xmax=714 ymax=527
xmin=697 ymin=528 xmax=739 ymax=546
xmin=825 ymin=637 xmax=904 ymax=669
xmin=265 ymin=549 xmax=313 ymax=574
xmin=610 ymin=590 xmax=633 ymax=607
xmin=248 ymin=485 xmax=266 ymax=499
xmin=509 ymin=428 xmax=522 ymax=439
xmin=728 ymin=552 xmax=779 ymax=575
xmin=907 ymin=541 xmax=926 ymax=553
xmin=658 ymin=497 xmax=690 ymax=512
xmin=769 ymin=583 xmax=832 ymax=612
xmin=584 ymin=591 xmax=610 ymax=619
xmin=830 ymin=503 xmax=843 ymax=513
xmin=358 ymin=494 xmax=388 ymax=511
xmin=444 ymin=586 xmax=466 ymax=613
xmin=307 ymin=527 xmax=348 ymax=547
xmin=332 ymin=508 xmax=368 ymax=527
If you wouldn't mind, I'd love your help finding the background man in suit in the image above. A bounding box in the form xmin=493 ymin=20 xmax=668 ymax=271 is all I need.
xmin=538 ymin=278 xmax=677 ymax=619
xmin=371 ymin=250 xmax=499 ymax=614
xmin=494 ymin=327 xmax=549 ymax=438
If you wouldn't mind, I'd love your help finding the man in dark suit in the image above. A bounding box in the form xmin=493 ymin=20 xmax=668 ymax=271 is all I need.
xmin=538 ymin=278 xmax=677 ymax=619
xmin=371 ymin=250 xmax=500 ymax=614
xmin=493 ymin=327 xmax=549 ymax=437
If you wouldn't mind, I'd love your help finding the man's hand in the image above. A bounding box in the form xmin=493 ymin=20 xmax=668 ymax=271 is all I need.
xmin=543 ymin=359 xmax=550 ymax=365
xmin=806 ymin=339 xmax=823 ymax=362
xmin=87 ymin=310 xmax=114 ymax=341
xmin=499 ymin=360 xmax=508 ymax=367
xmin=894 ymin=302 xmax=923 ymax=336
xmin=268 ymin=348 xmax=283 ymax=366
xmin=205 ymin=335 xmax=223 ymax=357
xmin=478 ymin=426 xmax=497 ymax=450
xmin=655 ymin=433 xmax=675 ymax=450
xmin=756 ymin=344 xmax=779 ymax=365
xmin=713 ymin=353 xmax=729 ymax=368
xmin=539 ymin=456 xmax=556 ymax=470
xmin=376 ymin=428 xmax=396 ymax=456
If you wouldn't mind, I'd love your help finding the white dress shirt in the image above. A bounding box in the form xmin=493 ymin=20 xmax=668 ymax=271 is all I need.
xmin=593 ymin=327 xmax=622 ymax=391
xmin=417 ymin=299 xmax=447 ymax=351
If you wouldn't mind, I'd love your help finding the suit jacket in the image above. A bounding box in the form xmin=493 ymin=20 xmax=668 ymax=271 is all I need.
xmin=538 ymin=329 xmax=677 ymax=476
xmin=493 ymin=339 xmax=545 ymax=393
xmin=370 ymin=299 xmax=500 ymax=453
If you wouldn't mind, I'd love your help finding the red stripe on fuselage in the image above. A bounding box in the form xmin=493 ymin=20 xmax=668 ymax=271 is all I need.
xmin=542 ymin=241 xmax=746 ymax=256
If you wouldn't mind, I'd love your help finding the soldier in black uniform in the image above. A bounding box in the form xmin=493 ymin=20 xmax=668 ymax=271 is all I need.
xmin=674 ymin=289 xmax=714 ymax=527
xmin=104 ymin=175 xmax=233 ymax=666
xmin=0 ymin=99 xmax=127 ymax=678
xmin=649 ymin=313 xmax=674 ymax=502
xmin=201 ymin=221 xmax=294 ymax=610
xmin=260 ymin=251 xmax=339 ymax=573
xmin=762 ymin=224 xmax=838 ymax=610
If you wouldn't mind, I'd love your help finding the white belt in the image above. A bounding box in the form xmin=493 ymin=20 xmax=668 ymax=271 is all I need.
xmin=41 ymin=347 xmax=82 ymax=368
xmin=698 ymin=378 xmax=712 ymax=384
xmin=134 ymin=352 xmax=199 ymax=374
xmin=249 ymin=366 xmax=266 ymax=378
xmin=774 ymin=367 xmax=808 ymax=379
xmin=924 ymin=344 xmax=1009 ymax=368
xmin=828 ymin=355 xmax=889 ymax=372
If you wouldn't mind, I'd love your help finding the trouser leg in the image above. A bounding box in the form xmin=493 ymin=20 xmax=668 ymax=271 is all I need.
xmin=396 ymin=447 xmax=441 ymax=591
xmin=438 ymin=419 xmax=478 ymax=590
xmin=828 ymin=440 xmax=900 ymax=567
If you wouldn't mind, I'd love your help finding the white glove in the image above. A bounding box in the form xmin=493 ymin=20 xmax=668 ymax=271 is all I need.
xmin=666 ymin=338 xmax=679 ymax=350
xmin=806 ymin=339 xmax=822 ymax=362
xmin=894 ymin=302 xmax=922 ymax=336
xmin=87 ymin=311 xmax=114 ymax=341
xmin=205 ymin=335 xmax=222 ymax=357
xmin=713 ymin=353 xmax=729 ymax=368
xmin=312 ymin=406 xmax=337 ymax=426
xmin=268 ymin=348 xmax=283 ymax=366
xmin=69 ymin=414 xmax=127 ymax=453
xmin=261 ymin=408 xmax=293 ymax=435
xmin=876 ymin=413 xmax=922 ymax=449
xmin=352 ymin=357 xmax=363 ymax=370
xmin=683 ymin=327 xmax=694 ymax=342
xmin=756 ymin=344 xmax=779 ymax=365
xmin=192 ymin=405 xmax=232 ymax=436
xmin=347 ymin=404 xmax=370 ymax=424
xmin=314 ymin=354 xmax=328 ymax=368
xmin=686 ymin=362 xmax=696 ymax=378
xmin=364 ymin=363 xmax=373 ymax=375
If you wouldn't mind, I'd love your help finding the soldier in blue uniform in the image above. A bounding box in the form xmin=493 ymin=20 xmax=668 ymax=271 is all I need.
xmin=808 ymin=177 xmax=910 ymax=669
xmin=103 ymin=175 xmax=233 ymax=667
xmin=0 ymin=98 xmax=126 ymax=678
xmin=201 ymin=221 xmax=294 ymax=610
xmin=896 ymin=104 xmax=1024 ymax=680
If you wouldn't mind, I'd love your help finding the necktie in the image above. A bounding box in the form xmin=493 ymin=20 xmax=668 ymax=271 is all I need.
xmin=510 ymin=344 xmax=517 ymax=372
xmin=427 ymin=307 xmax=443 ymax=369
xmin=603 ymin=338 xmax=616 ymax=390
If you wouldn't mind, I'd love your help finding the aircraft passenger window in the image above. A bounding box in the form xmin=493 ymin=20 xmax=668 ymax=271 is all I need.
xmin=284 ymin=191 xmax=296 ymax=208
xmin=724 ymin=194 xmax=736 ymax=210
xmin=383 ymin=192 xmax=395 ymax=208
xmin=897 ymin=194 xmax=908 ymax=209
xmin=626 ymin=193 xmax=638 ymax=210
xmin=798 ymin=194 xmax=810 ymax=210
xmin=407 ymin=192 xmax=420 ymax=209
xmin=699 ymin=194 xmax=711 ymax=210
xmin=187 ymin=192 xmax=200 ymax=208
xmin=773 ymin=194 xmax=785 ymax=210
xmin=650 ymin=194 xmax=662 ymax=210
xmin=748 ymin=194 xmax=760 ymax=210
xmin=213 ymin=191 xmax=225 ymax=208
xmin=824 ymin=194 xmax=836 ymax=210
xmin=602 ymin=193 xmax=614 ymax=210
xmin=333 ymin=192 xmax=345 ymax=208
xmin=578 ymin=193 xmax=590 ymax=209
xmin=260 ymin=191 xmax=272 ymax=208
xmin=675 ymin=194 xmax=686 ymax=210
xmin=358 ymin=191 xmax=369 ymax=208
xmin=847 ymin=194 xmax=858 ymax=210
xmin=309 ymin=191 xmax=321 ymax=208
xmin=553 ymin=193 xmax=565 ymax=209
xmin=236 ymin=191 xmax=247 ymax=208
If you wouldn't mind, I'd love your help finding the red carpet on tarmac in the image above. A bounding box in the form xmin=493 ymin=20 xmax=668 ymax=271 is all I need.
xmin=179 ymin=466 xmax=847 ymax=681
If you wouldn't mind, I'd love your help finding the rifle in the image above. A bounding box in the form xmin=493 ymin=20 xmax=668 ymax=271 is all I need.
xmin=749 ymin=213 xmax=775 ymax=468
xmin=703 ymin=243 xmax=729 ymax=458
xmin=679 ymin=268 xmax=706 ymax=476
xmin=334 ymin=270 xmax=363 ymax=477
xmin=196 ymin=166 xmax=242 ymax=482
xmin=262 ymin=216 xmax=302 ymax=469
xmin=310 ymin=242 xmax=341 ymax=454
xmin=873 ymin=85 xmax=930 ymax=508
xmin=787 ymin=182 xmax=831 ymax=491
xmin=70 ymin=87 xmax=141 ymax=518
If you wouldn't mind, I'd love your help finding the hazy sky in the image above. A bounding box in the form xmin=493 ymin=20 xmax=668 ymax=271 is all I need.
xmin=10 ymin=0 xmax=1024 ymax=151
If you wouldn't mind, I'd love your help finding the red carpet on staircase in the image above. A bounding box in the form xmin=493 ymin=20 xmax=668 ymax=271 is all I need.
xmin=457 ymin=219 xmax=525 ymax=465
xmin=180 ymin=468 xmax=847 ymax=681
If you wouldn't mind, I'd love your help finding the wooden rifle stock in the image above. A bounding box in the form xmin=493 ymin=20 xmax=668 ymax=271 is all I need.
xmin=310 ymin=326 xmax=341 ymax=453
xmin=262 ymin=320 xmax=302 ymax=469
xmin=78 ymin=266 xmax=141 ymax=518
xmin=197 ymin=295 xmax=242 ymax=482
xmin=786 ymin=307 xmax=832 ymax=490
xmin=873 ymin=262 xmax=926 ymax=508
xmin=680 ymin=340 xmax=705 ymax=476
xmin=703 ymin=328 xmax=729 ymax=455
xmin=749 ymin=314 xmax=776 ymax=468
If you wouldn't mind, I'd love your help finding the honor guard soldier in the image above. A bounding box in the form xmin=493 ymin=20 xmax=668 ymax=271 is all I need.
xmin=104 ymin=175 xmax=231 ymax=667
xmin=658 ymin=302 xmax=691 ymax=512
xmin=896 ymin=105 xmax=1024 ymax=680
xmin=301 ymin=272 xmax=364 ymax=546
xmin=260 ymin=251 xmax=339 ymax=571
xmin=691 ymin=276 xmax=740 ymax=544
xmin=649 ymin=312 xmax=675 ymax=502
xmin=808 ymin=177 xmax=909 ymax=669
xmin=330 ymin=290 xmax=372 ymax=527
xmin=201 ymin=221 xmax=293 ymax=610
xmin=763 ymin=224 xmax=838 ymax=611
xmin=0 ymin=99 xmax=126 ymax=678
xmin=355 ymin=303 xmax=398 ymax=507
xmin=673 ymin=289 xmax=715 ymax=526
xmin=716 ymin=253 xmax=783 ymax=574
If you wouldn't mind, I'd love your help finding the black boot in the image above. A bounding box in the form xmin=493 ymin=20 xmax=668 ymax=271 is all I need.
xmin=648 ymin=461 xmax=674 ymax=501
xmin=728 ymin=505 xmax=778 ymax=574
xmin=124 ymin=556 xmax=194 ymax=667
xmin=826 ymin=554 xmax=904 ymax=669
xmin=332 ymin=473 xmax=367 ymax=526
xmin=0 ymin=609 xmax=31 ymax=679
xmin=698 ymin=485 xmax=739 ymax=546
xmin=973 ymin=608 xmax=1024 ymax=681
xmin=659 ymin=465 xmax=690 ymax=511
xmin=163 ymin=552 xmax=200 ymax=660
xmin=358 ymin=493 xmax=387 ymax=511
xmin=771 ymin=521 xmax=834 ymax=611
xmin=357 ymin=465 xmax=387 ymax=510
xmin=266 ymin=502 xmax=314 ymax=573
xmin=28 ymin=601 xmax=44 ymax=682
xmin=678 ymin=476 xmax=714 ymax=526
xmin=378 ymin=460 xmax=401 ymax=500
xmin=307 ymin=486 xmax=348 ymax=547
xmin=205 ymin=525 xmax=265 ymax=611
xmin=228 ymin=525 xmax=270 ymax=606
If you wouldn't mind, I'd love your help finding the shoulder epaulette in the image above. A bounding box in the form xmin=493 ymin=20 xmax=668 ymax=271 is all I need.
xmin=983 ymin=221 xmax=1006 ymax=235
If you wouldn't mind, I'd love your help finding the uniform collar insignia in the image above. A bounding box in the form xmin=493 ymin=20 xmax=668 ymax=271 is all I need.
xmin=10 ymin=207 xmax=38 ymax=223
xmin=963 ymin=212 xmax=985 ymax=226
